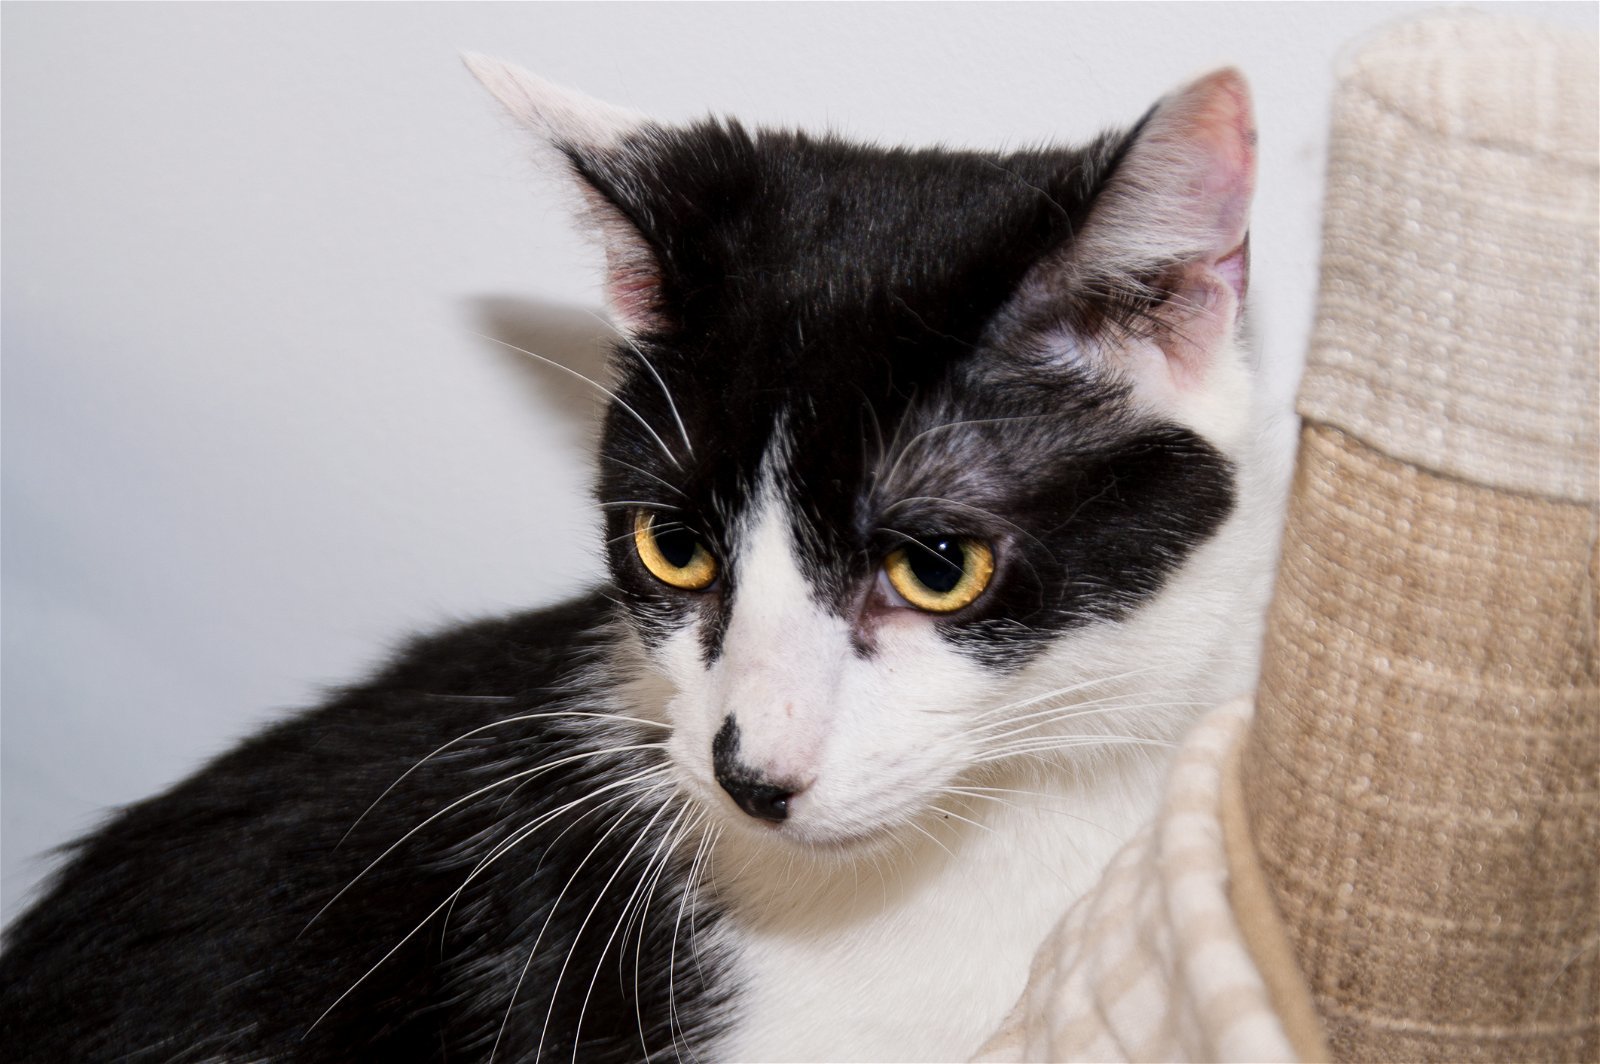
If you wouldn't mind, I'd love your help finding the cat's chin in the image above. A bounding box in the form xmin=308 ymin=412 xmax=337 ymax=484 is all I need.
xmin=792 ymin=826 xmax=906 ymax=859
xmin=718 ymin=815 xmax=903 ymax=866
xmin=711 ymin=802 xmax=929 ymax=862
xmin=698 ymin=801 xmax=880 ymax=851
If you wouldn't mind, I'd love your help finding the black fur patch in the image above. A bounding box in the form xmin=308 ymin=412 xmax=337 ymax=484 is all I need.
xmin=594 ymin=123 xmax=1235 ymax=668
xmin=0 ymin=598 xmax=729 ymax=1061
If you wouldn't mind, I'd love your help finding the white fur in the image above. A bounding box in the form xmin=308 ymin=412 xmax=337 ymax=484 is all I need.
xmin=638 ymin=397 xmax=1279 ymax=1060
xmin=462 ymin=54 xmax=645 ymax=151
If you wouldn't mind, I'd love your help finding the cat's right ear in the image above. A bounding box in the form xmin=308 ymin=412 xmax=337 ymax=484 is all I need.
xmin=996 ymin=69 xmax=1256 ymax=443
xmin=464 ymin=55 xmax=669 ymax=336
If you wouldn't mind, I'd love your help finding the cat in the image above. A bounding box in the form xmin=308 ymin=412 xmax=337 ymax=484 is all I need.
xmin=0 ymin=57 xmax=1274 ymax=1062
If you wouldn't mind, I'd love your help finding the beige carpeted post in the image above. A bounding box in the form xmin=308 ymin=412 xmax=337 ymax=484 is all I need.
xmin=1239 ymin=15 xmax=1599 ymax=1062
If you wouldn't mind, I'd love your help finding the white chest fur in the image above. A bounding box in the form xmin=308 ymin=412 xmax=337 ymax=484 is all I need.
xmin=710 ymin=752 xmax=1163 ymax=1062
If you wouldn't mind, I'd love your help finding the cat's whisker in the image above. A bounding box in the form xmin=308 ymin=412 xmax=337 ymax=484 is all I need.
xmin=854 ymin=388 xmax=887 ymax=480
xmin=971 ymin=698 xmax=1209 ymax=744
xmin=614 ymin=809 xmax=673 ymax=971
xmin=305 ymin=777 xmax=663 ymax=1042
xmin=970 ymin=687 xmax=1157 ymax=729
xmin=984 ymin=732 xmax=1177 ymax=753
xmin=449 ymin=769 xmax=677 ymax=943
xmin=495 ymin=785 xmax=672 ymax=1064
xmin=486 ymin=758 xmax=668 ymax=844
xmin=928 ymin=803 xmax=993 ymax=838
xmin=880 ymin=414 xmax=1056 ymax=490
xmin=600 ymin=454 xmax=690 ymax=500
xmin=669 ymin=821 xmax=717 ymax=1064
xmin=946 ymin=785 xmax=1117 ymax=834
xmin=307 ymin=744 xmax=668 ymax=935
xmin=581 ymin=307 xmax=697 ymax=461
xmin=630 ymin=809 xmax=706 ymax=1061
xmin=599 ymin=499 xmax=685 ymax=511
xmin=543 ymin=798 xmax=683 ymax=1064
xmin=340 ymin=710 xmax=670 ymax=845
xmin=686 ymin=829 xmax=720 ymax=1004
xmin=1043 ymin=475 xmax=1125 ymax=536
xmin=583 ymin=802 xmax=692 ymax=1059
xmin=965 ymin=664 xmax=1179 ymax=723
xmin=493 ymin=743 xmax=671 ymax=814
xmin=442 ymin=767 xmax=674 ymax=940
xmin=945 ymin=786 xmax=1025 ymax=815
xmin=865 ymin=840 xmax=892 ymax=911
xmin=475 ymin=332 xmax=684 ymax=470
xmin=904 ymin=817 xmax=959 ymax=863
xmin=975 ymin=735 xmax=1177 ymax=764
xmin=932 ymin=794 xmax=1089 ymax=889
xmin=884 ymin=495 xmax=1058 ymax=562
xmin=636 ymin=809 xmax=713 ymax=1056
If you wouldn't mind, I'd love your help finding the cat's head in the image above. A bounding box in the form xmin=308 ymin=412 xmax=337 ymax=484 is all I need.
xmin=471 ymin=59 xmax=1258 ymax=850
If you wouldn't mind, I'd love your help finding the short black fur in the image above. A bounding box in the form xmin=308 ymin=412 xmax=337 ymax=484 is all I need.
xmin=1 ymin=599 xmax=728 ymax=1062
xmin=2 ymin=91 xmax=1239 ymax=1062
xmin=591 ymin=122 xmax=1234 ymax=667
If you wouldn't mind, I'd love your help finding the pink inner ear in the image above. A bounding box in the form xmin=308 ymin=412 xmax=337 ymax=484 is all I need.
xmin=1180 ymin=69 xmax=1257 ymax=269
xmin=1132 ymin=69 xmax=1258 ymax=387
xmin=1157 ymin=265 xmax=1241 ymax=389
xmin=604 ymin=249 xmax=665 ymax=334
xmin=1214 ymin=238 xmax=1249 ymax=304
xmin=576 ymin=185 xmax=668 ymax=336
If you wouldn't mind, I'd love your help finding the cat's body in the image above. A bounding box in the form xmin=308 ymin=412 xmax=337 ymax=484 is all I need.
xmin=1 ymin=62 xmax=1274 ymax=1061
xmin=2 ymin=598 xmax=735 ymax=1061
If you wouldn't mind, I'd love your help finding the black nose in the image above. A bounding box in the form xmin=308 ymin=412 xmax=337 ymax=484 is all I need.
xmin=712 ymin=715 xmax=794 ymax=823
xmin=717 ymin=776 xmax=793 ymax=823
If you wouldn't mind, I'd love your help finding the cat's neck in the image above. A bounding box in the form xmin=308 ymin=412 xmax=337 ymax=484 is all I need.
xmin=709 ymin=743 xmax=1163 ymax=919
xmin=705 ymin=746 xmax=1168 ymax=1061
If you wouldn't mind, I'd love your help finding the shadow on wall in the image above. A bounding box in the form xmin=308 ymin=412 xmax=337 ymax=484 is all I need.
xmin=466 ymin=295 xmax=621 ymax=455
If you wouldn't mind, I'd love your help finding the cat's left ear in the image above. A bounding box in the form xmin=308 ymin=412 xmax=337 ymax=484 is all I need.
xmin=465 ymin=55 xmax=670 ymax=336
xmin=1006 ymin=69 xmax=1256 ymax=431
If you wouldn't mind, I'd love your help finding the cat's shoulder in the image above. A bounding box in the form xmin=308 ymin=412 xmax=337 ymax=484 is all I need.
xmin=4 ymin=589 xmax=624 ymax=936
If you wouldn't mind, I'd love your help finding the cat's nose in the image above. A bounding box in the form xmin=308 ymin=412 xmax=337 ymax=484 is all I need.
xmin=711 ymin=714 xmax=798 ymax=823
xmin=716 ymin=775 xmax=794 ymax=823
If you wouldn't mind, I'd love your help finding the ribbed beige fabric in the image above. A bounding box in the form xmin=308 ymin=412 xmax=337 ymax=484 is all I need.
xmin=973 ymin=701 xmax=1312 ymax=1063
xmin=1241 ymin=13 xmax=1600 ymax=1063
xmin=1219 ymin=739 xmax=1331 ymax=1062
xmin=1298 ymin=15 xmax=1598 ymax=503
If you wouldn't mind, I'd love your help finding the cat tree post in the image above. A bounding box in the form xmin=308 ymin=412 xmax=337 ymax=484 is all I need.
xmin=1239 ymin=15 xmax=1599 ymax=1061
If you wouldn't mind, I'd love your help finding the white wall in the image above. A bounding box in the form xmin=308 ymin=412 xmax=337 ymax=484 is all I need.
xmin=4 ymin=1 xmax=1594 ymax=924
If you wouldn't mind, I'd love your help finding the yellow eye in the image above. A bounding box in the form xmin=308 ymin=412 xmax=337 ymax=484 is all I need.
xmin=883 ymin=536 xmax=995 ymax=613
xmin=634 ymin=512 xmax=718 ymax=591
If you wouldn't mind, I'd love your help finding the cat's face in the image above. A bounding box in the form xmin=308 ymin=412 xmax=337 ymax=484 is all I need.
xmin=471 ymin=60 xmax=1258 ymax=849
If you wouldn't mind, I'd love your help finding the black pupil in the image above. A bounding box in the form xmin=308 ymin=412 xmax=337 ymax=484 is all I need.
xmin=908 ymin=537 xmax=966 ymax=594
xmin=653 ymin=523 xmax=700 ymax=569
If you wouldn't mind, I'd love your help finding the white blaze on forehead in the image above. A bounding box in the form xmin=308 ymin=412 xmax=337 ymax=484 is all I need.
xmin=714 ymin=466 xmax=848 ymax=784
xmin=732 ymin=485 xmax=823 ymax=632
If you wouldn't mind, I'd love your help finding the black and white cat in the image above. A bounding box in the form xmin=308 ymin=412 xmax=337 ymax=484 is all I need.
xmin=1 ymin=58 xmax=1274 ymax=1062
